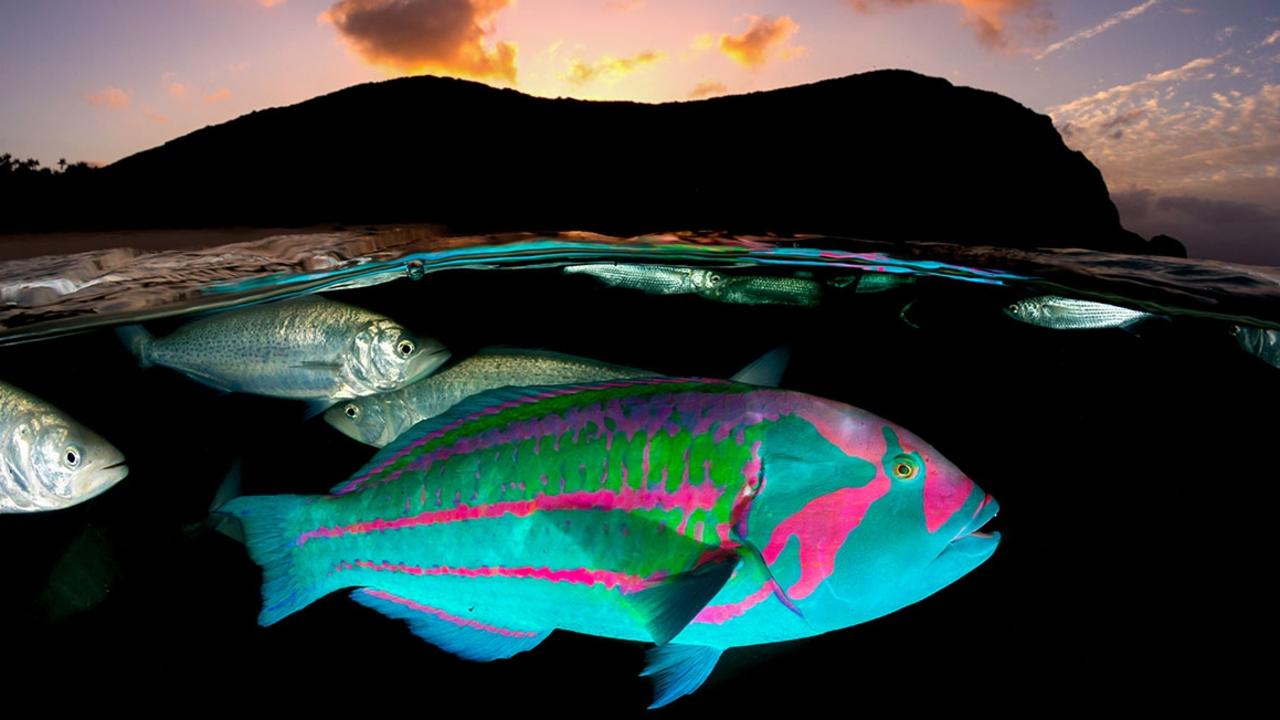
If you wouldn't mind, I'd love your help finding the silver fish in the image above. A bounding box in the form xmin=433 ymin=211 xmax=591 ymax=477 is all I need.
xmin=564 ymin=263 xmax=722 ymax=295
xmin=704 ymin=275 xmax=823 ymax=306
xmin=0 ymin=380 xmax=128 ymax=513
xmin=1004 ymin=295 xmax=1153 ymax=330
xmin=566 ymin=263 xmax=823 ymax=306
xmin=326 ymin=346 xmax=790 ymax=447
xmin=828 ymin=273 xmax=917 ymax=293
xmin=1233 ymin=325 xmax=1280 ymax=368
xmin=325 ymin=349 xmax=655 ymax=447
xmin=117 ymin=295 xmax=449 ymax=408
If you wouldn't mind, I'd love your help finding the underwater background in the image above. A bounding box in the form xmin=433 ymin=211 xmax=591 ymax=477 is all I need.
xmin=2 ymin=229 xmax=1273 ymax=712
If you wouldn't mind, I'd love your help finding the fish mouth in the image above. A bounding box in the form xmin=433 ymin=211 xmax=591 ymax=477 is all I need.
xmin=405 ymin=346 xmax=451 ymax=383
xmin=72 ymin=460 xmax=130 ymax=502
xmin=940 ymin=492 xmax=999 ymax=557
xmin=955 ymin=493 xmax=999 ymax=540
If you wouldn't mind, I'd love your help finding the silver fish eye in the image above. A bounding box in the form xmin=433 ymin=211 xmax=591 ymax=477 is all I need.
xmin=344 ymin=403 xmax=361 ymax=419
xmin=396 ymin=339 xmax=415 ymax=357
xmin=63 ymin=446 xmax=81 ymax=468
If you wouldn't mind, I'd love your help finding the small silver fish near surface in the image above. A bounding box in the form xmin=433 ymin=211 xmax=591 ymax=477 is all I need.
xmin=0 ymin=380 xmax=128 ymax=513
xmin=564 ymin=263 xmax=723 ymax=295
xmin=704 ymin=275 xmax=823 ymax=306
xmin=566 ymin=263 xmax=823 ymax=306
xmin=1233 ymin=325 xmax=1280 ymax=368
xmin=1004 ymin=295 xmax=1154 ymax=330
xmin=117 ymin=295 xmax=449 ymax=409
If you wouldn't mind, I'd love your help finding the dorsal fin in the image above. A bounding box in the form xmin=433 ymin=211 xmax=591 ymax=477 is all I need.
xmin=730 ymin=345 xmax=791 ymax=387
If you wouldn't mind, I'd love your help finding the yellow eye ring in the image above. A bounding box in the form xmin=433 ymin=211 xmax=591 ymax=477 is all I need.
xmin=891 ymin=457 xmax=919 ymax=480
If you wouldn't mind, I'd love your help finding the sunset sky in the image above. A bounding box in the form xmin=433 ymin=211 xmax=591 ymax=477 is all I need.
xmin=2 ymin=0 xmax=1277 ymax=261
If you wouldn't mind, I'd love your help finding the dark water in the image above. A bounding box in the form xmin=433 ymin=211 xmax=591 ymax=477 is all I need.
xmin=3 ymin=231 xmax=1274 ymax=711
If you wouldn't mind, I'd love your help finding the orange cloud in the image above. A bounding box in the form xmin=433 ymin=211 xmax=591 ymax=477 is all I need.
xmin=604 ymin=0 xmax=644 ymax=10
xmin=321 ymin=0 xmax=517 ymax=84
xmin=205 ymin=87 xmax=232 ymax=104
xmin=563 ymin=50 xmax=664 ymax=86
xmin=688 ymin=81 xmax=727 ymax=99
xmin=260 ymin=0 xmax=287 ymax=7
xmin=719 ymin=16 xmax=803 ymax=68
xmin=143 ymin=108 xmax=171 ymax=124
xmin=85 ymin=87 xmax=130 ymax=109
xmin=846 ymin=1 xmax=1052 ymax=50
xmin=167 ymin=81 xmax=189 ymax=99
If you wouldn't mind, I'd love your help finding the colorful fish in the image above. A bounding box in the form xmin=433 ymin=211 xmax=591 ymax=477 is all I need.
xmin=222 ymin=378 xmax=999 ymax=708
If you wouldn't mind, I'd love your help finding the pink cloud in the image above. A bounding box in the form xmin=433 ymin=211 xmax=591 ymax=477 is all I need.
xmin=85 ymin=87 xmax=130 ymax=109
xmin=846 ymin=1 xmax=1053 ymax=50
xmin=204 ymin=87 xmax=232 ymax=104
xmin=688 ymin=81 xmax=727 ymax=99
xmin=143 ymin=108 xmax=171 ymax=124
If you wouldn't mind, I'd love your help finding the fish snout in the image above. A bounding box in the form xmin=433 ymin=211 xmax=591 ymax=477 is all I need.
xmin=954 ymin=493 xmax=999 ymax=541
xmin=73 ymin=445 xmax=130 ymax=500
xmin=404 ymin=343 xmax=450 ymax=384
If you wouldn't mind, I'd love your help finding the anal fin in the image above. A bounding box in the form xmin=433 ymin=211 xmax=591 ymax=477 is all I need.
xmin=641 ymin=645 xmax=724 ymax=709
xmin=351 ymin=588 xmax=550 ymax=661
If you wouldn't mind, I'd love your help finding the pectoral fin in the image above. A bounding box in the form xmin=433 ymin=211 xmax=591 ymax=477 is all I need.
xmin=732 ymin=531 xmax=804 ymax=620
xmin=629 ymin=552 xmax=737 ymax=645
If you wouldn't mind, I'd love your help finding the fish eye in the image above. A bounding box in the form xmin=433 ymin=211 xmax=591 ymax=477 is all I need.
xmin=1006 ymin=304 xmax=1020 ymax=314
xmin=396 ymin=339 xmax=415 ymax=357
xmin=63 ymin=447 xmax=82 ymax=468
xmin=343 ymin=403 xmax=361 ymax=420
xmin=891 ymin=455 xmax=919 ymax=481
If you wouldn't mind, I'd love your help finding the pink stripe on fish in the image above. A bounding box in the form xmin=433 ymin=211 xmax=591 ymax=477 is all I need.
xmin=344 ymin=560 xmax=662 ymax=594
xmin=761 ymin=473 xmax=892 ymax=601
xmin=297 ymin=484 xmax=725 ymax=545
xmin=358 ymin=588 xmax=539 ymax=638
xmin=334 ymin=377 xmax=733 ymax=495
xmin=693 ymin=583 xmax=776 ymax=624
xmin=923 ymin=452 xmax=976 ymax=533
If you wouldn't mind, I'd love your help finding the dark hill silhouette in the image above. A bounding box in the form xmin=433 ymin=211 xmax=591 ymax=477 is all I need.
xmin=22 ymin=71 xmax=1158 ymax=252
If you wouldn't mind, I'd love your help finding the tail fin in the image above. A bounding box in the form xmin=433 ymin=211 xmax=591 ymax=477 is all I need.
xmin=218 ymin=495 xmax=328 ymax=626
xmin=115 ymin=325 xmax=155 ymax=367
